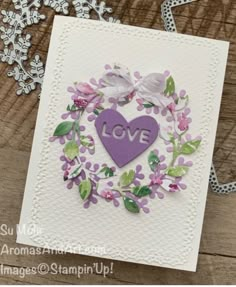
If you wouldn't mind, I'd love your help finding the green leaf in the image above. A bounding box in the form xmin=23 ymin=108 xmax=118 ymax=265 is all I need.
xmin=80 ymin=135 xmax=94 ymax=147
xmin=143 ymin=102 xmax=155 ymax=108
xmin=53 ymin=121 xmax=74 ymax=136
xmin=67 ymin=165 xmax=82 ymax=180
xmin=123 ymin=197 xmax=140 ymax=213
xmin=180 ymin=140 xmax=201 ymax=155
xmin=119 ymin=170 xmax=135 ymax=187
xmin=64 ymin=140 xmax=79 ymax=160
xmin=79 ymin=180 xmax=92 ymax=200
xmin=71 ymin=104 xmax=77 ymax=111
xmin=100 ymin=166 xmax=114 ymax=178
xmin=164 ymin=76 xmax=175 ymax=96
xmin=67 ymin=104 xmax=79 ymax=112
xmin=132 ymin=186 xmax=152 ymax=197
xmin=166 ymin=166 xmax=189 ymax=177
xmin=94 ymin=109 xmax=99 ymax=116
xmin=148 ymin=151 xmax=160 ymax=171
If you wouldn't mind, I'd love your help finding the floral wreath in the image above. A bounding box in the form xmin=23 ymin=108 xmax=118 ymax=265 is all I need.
xmin=49 ymin=64 xmax=201 ymax=214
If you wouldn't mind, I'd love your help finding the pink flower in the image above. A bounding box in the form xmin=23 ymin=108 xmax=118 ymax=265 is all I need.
xmin=77 ymin=82 xmax=95 ymax=95
xmin=150 ymin=174 xmax=165 ymax=186
xmin=167 ymin=102 xmax=176 ymax=113
xmin=74 ymin=99 xmax=89 ymax=108
xmin=136 ymin=98 xmax=144 ymax=105
xmin=100 ymin=189 xmax=114 ymax=200
xmin=127 ymin=91 xmax=135 ymax=101
xmin=169 ymin=183 xmax=179 ymax=192
xmin=166 ymin=178 xmax=186 ymax=192
xmin=158 ymin=178 xmax=184 ymax=193
xmin=177 ymin=113 xmax=189 ymax=131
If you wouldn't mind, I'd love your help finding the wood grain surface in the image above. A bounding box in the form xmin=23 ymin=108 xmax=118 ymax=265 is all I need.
xmin=0 ymin=0 xmax=236 ymax=284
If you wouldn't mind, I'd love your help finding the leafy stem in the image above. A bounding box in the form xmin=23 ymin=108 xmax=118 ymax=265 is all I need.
xmin=72 ymin=110 xmax=83 ymax=141
xmin=169 ymin=150 xmax=179 ymax=167
xmin=113 ymin=186 xmax=127 ymax=197
xmin=72 ymin=122 xmax=77 ymax=141
xmin=168 ymin=137 xmax=179 ymax=168
xmin=113 ymin=183 xmax=138 ymax=198
xmin=168 ymin=128 xmax=189 ymax=168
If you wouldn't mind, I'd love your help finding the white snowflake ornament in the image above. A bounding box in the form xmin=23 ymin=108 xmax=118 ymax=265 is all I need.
xmin=43 ymin=0 xmax=69 ymax=14
xmin=0 ymin=0 xmax=45 ymax=96
xmin=0 ymin=0 xmax=119 ymax=97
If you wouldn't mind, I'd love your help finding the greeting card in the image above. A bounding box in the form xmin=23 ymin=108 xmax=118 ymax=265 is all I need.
xmin=17 ymin=16 xmax=229 ymax=271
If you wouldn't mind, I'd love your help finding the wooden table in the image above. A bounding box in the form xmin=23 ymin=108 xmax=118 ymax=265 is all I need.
xmin=0 ymin=0 xmax=236 ymax=284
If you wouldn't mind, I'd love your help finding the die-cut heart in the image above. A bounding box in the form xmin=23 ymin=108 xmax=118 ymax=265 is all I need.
xmin=95 ymin=109 xmax=159 ymax=168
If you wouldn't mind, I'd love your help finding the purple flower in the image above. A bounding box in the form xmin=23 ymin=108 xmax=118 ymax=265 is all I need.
xmin=126 ymin=192 xmax=150 ymax=213
xmin=149 ymin=184 xmax=165 ymax=199
xmin=156 ymin=176 xmax=187 ymax=193
xmin=161 ymin=106 xmax=175 ymax=122
xmin=66 ymin=169 xmax=86 ymax=190
xmin=83 ymin=180 xmax=99 ymax=208
xmin=61 ymin=110 xmax=80 ymax=120
xmin=67 ymin=85 xmax=82 ymax=101
xmin=164 ymin=177 xmax=187 ymax=192
xmin=181 ymin=133 xmax=202 ymax=145
xmin=84 ymin=161 xmax=100 ymax=173
xmin=60 ymin=155 xmax=75 ymax=171
xmin=138 ymin=198 xmax=150 ymax=214
xmin=49 ymin=132 xmax=73 ymax=145
xmin=148 ymin=149 xmax=187 ymax=195
xmin=77 ymin=134 xmax=95 ymax=155
xmin=108 ymin=97 xmax=120 ymax=110
xmin=83 ymin=194 xmax=98 ymax=208
xmin=90 ymin=77 xmax=105 ymax=88
xmin=177 ymin=156 xmax=193 ymax=167
xmin=87 ymin=114 xmax=97 ymax=122
xmin=150 ymin=173 xmax=165 ymax=185
xmin=136 ymin=98 xmax=160 ymax=115
xmin=179 ymin=89 xmax=186 ymax=98
xmin=133 ymin=165 xmax=145 ymax=186
xmin=85 ymin=96 xmax=104 ymax=113
xmin=149 ymin=168 xmax=166 ymax=198
xmin=148 ymin=156 xmax=166 ymax=199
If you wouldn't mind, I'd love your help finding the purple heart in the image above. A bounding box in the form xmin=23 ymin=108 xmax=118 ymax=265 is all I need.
xmin=95 ymin=109 xmax=159 ymax=168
